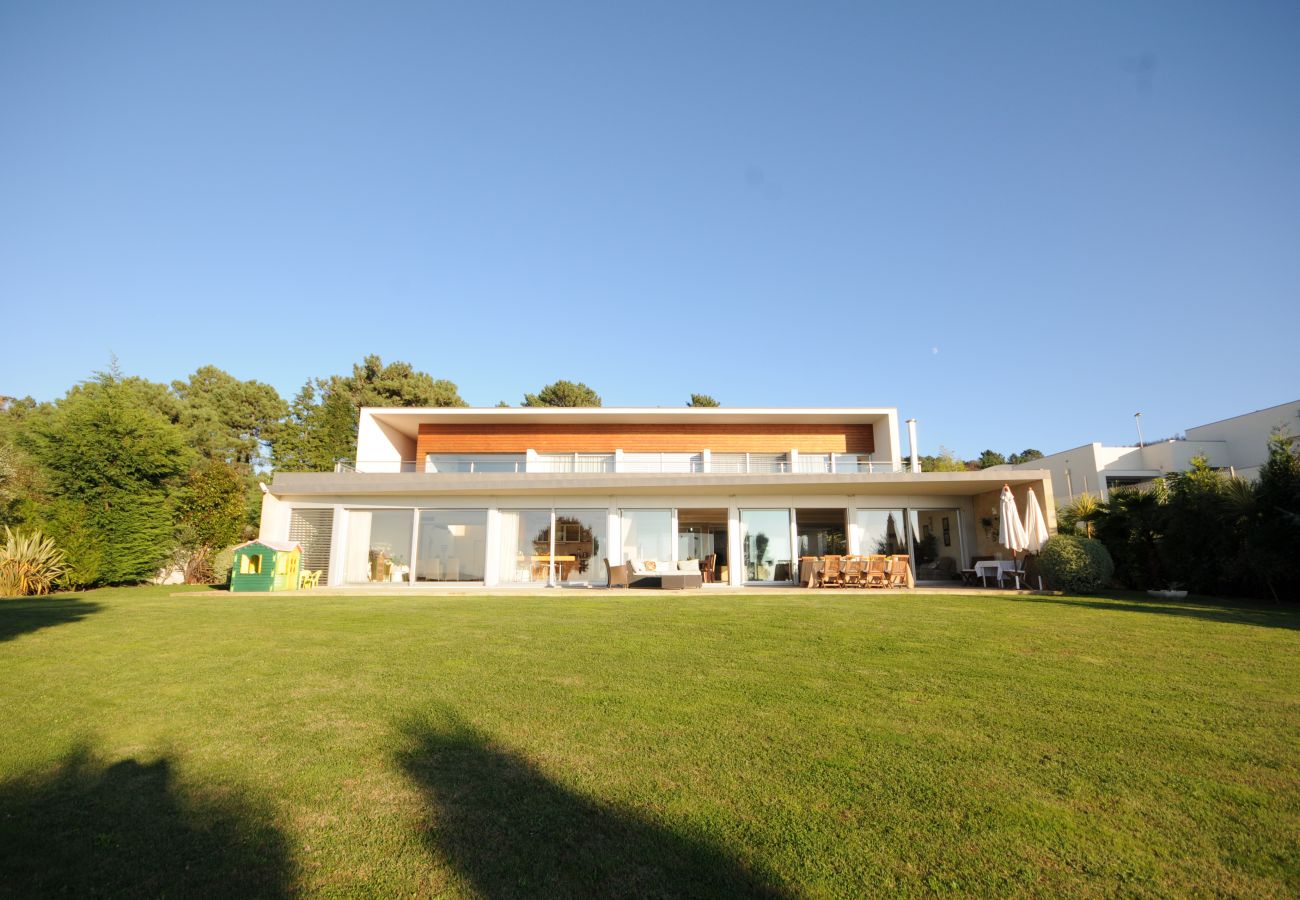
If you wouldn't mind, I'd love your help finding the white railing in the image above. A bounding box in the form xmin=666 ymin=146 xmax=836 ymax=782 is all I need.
xmin=532 ymin=454 xmax=616 ymax=473
xmin=621 ymin=453 xmax=704 ymax=473
xmin=335 ymin=460 xmax=420 ymax=473
xmin=336 ymin=457 xmax=910 ymax=475
xmin=710 ymin=459 xmax=792 ymax=474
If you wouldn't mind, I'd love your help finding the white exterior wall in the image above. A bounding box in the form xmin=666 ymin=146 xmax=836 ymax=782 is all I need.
xmin=257 ymin=491 xmax=293 ymax=540
xmin=1008 ymin=444 xmax=1110 ymax=503
xmin=1139 ymin=440 xmax=1230 ymax=473
xmin=1184 ymin=401 xmax=1300 ymax=479
xmin=355 ymin=412 xmax=417 ymax=472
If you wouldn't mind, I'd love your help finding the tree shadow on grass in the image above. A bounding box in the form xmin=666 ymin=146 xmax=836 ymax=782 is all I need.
xmin=0 ymin=596 xmax=101 ymax=643
xmin=1007 ymin=593 xmax=1300 ymax=631
xmin=0 ymin=744 xmax=295 ymax=898
xmin=396 ymin=711 xmax=787 ymax=899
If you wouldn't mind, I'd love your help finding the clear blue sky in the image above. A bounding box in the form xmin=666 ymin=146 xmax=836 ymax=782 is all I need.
xmin=3 ymin=1 xmax=1297 ymax=458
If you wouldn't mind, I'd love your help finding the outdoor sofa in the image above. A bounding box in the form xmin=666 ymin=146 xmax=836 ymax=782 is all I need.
xmin=605 ymin=558 xmax=704 ymax=589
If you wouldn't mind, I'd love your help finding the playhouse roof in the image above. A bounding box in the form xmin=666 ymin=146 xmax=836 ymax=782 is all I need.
xmin=234 ymin=539 xmax=301 ymax=553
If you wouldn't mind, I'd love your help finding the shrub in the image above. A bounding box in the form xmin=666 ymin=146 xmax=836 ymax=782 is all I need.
xmin=1037 ymin=534 xmax=1115 ymax=594
xmin=0 ymin=526 xmax=68 ymax=597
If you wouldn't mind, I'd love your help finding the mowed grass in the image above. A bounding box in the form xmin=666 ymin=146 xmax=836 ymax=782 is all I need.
xmin=1 ymin=586 xmax=1298 ymax=897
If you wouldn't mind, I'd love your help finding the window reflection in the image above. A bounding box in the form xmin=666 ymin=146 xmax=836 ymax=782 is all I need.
xmin=741 ymin=509 xmax=792 ymax=582
xmin=345 ymin=509 xmax=413 ymax=584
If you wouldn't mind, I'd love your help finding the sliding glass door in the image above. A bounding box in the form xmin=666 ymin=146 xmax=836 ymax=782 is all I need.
xmin=552 ymin=508 xmax=607 ymax=585
xmin=677 ymin=508 xmax=727 ymax=582
xmin=344 ymin=509 xmax=414 ymax=584
xmin=496 ymin=509 xmax=554 ymax=584
xmin=856 ymin=509 xmax=909 ymax=557
xmin=414 ymin=510 xmax=487 ymax=582
xmin=740 ymin=509 xmax=793 ymax=583
xmin=620 ymin=509 xmax=673 ymax=564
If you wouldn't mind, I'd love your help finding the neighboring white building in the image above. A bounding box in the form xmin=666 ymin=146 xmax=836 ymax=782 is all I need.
xmin=1007 ymin=399 xmax=1300 ymax=503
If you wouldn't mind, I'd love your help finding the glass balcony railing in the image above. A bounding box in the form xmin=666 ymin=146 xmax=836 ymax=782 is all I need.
xmin=337 ymin=456 xmax=914 ymax=474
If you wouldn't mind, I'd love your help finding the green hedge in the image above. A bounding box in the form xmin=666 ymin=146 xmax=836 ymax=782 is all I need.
xmin=1037 ymin=535 xmax=1115 ymax=594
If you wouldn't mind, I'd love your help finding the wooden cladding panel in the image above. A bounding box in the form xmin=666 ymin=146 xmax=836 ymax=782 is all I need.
xmin=416 ymin=423 xmax=875 ymax=456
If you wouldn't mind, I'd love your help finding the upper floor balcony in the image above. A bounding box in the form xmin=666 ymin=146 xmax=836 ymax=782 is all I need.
xmin=337 ymin=450 xmax=913 ymax=475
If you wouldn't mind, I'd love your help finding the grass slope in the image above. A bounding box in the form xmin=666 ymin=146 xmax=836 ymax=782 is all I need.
xmin=1 ymin=586 xmax=1297 ymax=897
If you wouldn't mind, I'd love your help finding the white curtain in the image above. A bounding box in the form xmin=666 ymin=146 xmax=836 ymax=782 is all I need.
xmin=621 ymin=510 xmax=672 ymax=562
xmin=344 ymin=511 xmax=373 ymax=583
xmin=497 ymin=510 xmax=522 ymax=583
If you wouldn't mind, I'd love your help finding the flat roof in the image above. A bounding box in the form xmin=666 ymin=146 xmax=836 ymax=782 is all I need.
xmin=1184 ymin=399 xmax=1300 ymax=432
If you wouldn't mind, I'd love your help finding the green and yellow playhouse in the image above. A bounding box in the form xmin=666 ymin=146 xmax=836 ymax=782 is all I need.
xmin=230 ymin=540 xmax=301 ymax=592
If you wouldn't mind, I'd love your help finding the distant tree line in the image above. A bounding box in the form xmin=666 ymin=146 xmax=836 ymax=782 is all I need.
xmin=0 ymin=356 xmax=722 ymax=590
xmin=919 ymin=446 xmax=1044 ymax=472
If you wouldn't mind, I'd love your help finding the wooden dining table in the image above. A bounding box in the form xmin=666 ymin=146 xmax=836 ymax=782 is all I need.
xmin=530 ymin=555 xmax=578 ymax=581
xmin=799 ymin=557 xmax=824 ymax=588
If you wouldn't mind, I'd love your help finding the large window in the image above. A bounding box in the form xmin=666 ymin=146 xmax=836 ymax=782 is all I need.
xmin=856 ymin=509 xmax=908 ymax=556
xmin=345 ymin=509 xmax=414 ymax=584
xmin=533 ymin=454 xmax=614 ymax=473
xmin=796 ymin=508 xmax=846 ymax=557
xmin=741 ymin=509 xmax=792 ymax=582
xmin=552 ymin=508 xmax=607 ymax=584
xmin=426 ymin=454 xmax=525 ymax=473
xmin=415 ymin=510 xmax=487 ymax=582
xmin=621 ymin=509 xmax=673 ymax=563
xmin=496 ymin=509 xmax=554 ymax=584
xmin=909 ymin=509 xmax=961 ymax=572
xmin=677 ymin=508 xmax=727 ymax=579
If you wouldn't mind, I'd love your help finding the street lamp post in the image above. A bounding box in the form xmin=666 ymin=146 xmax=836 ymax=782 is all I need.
xmin=1135 ymin=412 xmax=1145 ymax=448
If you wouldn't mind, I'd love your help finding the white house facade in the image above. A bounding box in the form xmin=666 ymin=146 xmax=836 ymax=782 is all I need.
xmin=258 ymin=407 xmax=1056 ymax=588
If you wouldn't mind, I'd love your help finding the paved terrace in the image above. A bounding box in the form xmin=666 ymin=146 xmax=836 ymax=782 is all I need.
xmin=226 ymin=583 xmax=1045 ymax=598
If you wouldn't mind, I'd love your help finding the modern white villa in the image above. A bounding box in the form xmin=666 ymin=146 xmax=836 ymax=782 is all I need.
xmin=1006 ymin=399 xmax=1300 ymax=502
xmin=258 ymin=407 xmax=1057 ymax=588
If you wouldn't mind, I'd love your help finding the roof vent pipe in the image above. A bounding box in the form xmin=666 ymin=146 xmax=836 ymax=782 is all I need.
xmin=906 ymin=418 xmax=920 ymax=472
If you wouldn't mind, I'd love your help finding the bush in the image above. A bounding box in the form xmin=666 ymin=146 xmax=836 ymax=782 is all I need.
xmin=0 ymin=526 xmax=68 ymax=597
xmin=1037 ymin=534 xmax=1115 ymax=594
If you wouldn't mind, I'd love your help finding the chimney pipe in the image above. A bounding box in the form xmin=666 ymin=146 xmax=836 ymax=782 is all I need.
xmin=906 ymin=418 xmax=920 ymax=472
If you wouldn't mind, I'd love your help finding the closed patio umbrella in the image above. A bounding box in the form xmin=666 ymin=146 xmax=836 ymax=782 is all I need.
xmin=1022 ymin=488 xmax=1049 ymax=554
xmin=998 ymin=484 xmax=1028 ymax=558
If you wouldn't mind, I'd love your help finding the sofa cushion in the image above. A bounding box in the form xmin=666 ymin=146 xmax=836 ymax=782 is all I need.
xmin=628 ymin=558 xmax=647 ymax=575
xmin=678 ymin=559 xmax=700 ymax=573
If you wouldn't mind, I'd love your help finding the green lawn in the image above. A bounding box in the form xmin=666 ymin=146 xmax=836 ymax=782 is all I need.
xmin=1 ymin=586 xmax=1297 ymax=897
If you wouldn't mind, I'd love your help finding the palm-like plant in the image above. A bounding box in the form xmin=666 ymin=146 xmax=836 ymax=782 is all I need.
xmin=1062 ymin=493 xmax=1103 ymax=539
xmin=0 ymin=526 xmax=69 ymax=597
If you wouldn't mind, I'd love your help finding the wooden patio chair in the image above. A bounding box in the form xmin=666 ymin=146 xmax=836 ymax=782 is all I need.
xmin=841 ymin=556 xmax=864 ymax=587
xmin=887 ymin=555 xmax=912 ymax=588
xmin=821 ymin=555 xmax=843 ymax=588
xmin=702 ymin=553 xmax=717 ymax=583
xmin=862 ymin=555 xmax=888 ymax=588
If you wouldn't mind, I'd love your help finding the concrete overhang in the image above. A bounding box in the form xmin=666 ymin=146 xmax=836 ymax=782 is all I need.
xmin=359 ymin=406 xmax=898 ymax=444
xmin=269 ymin=469 xmax=1052 ymax=499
